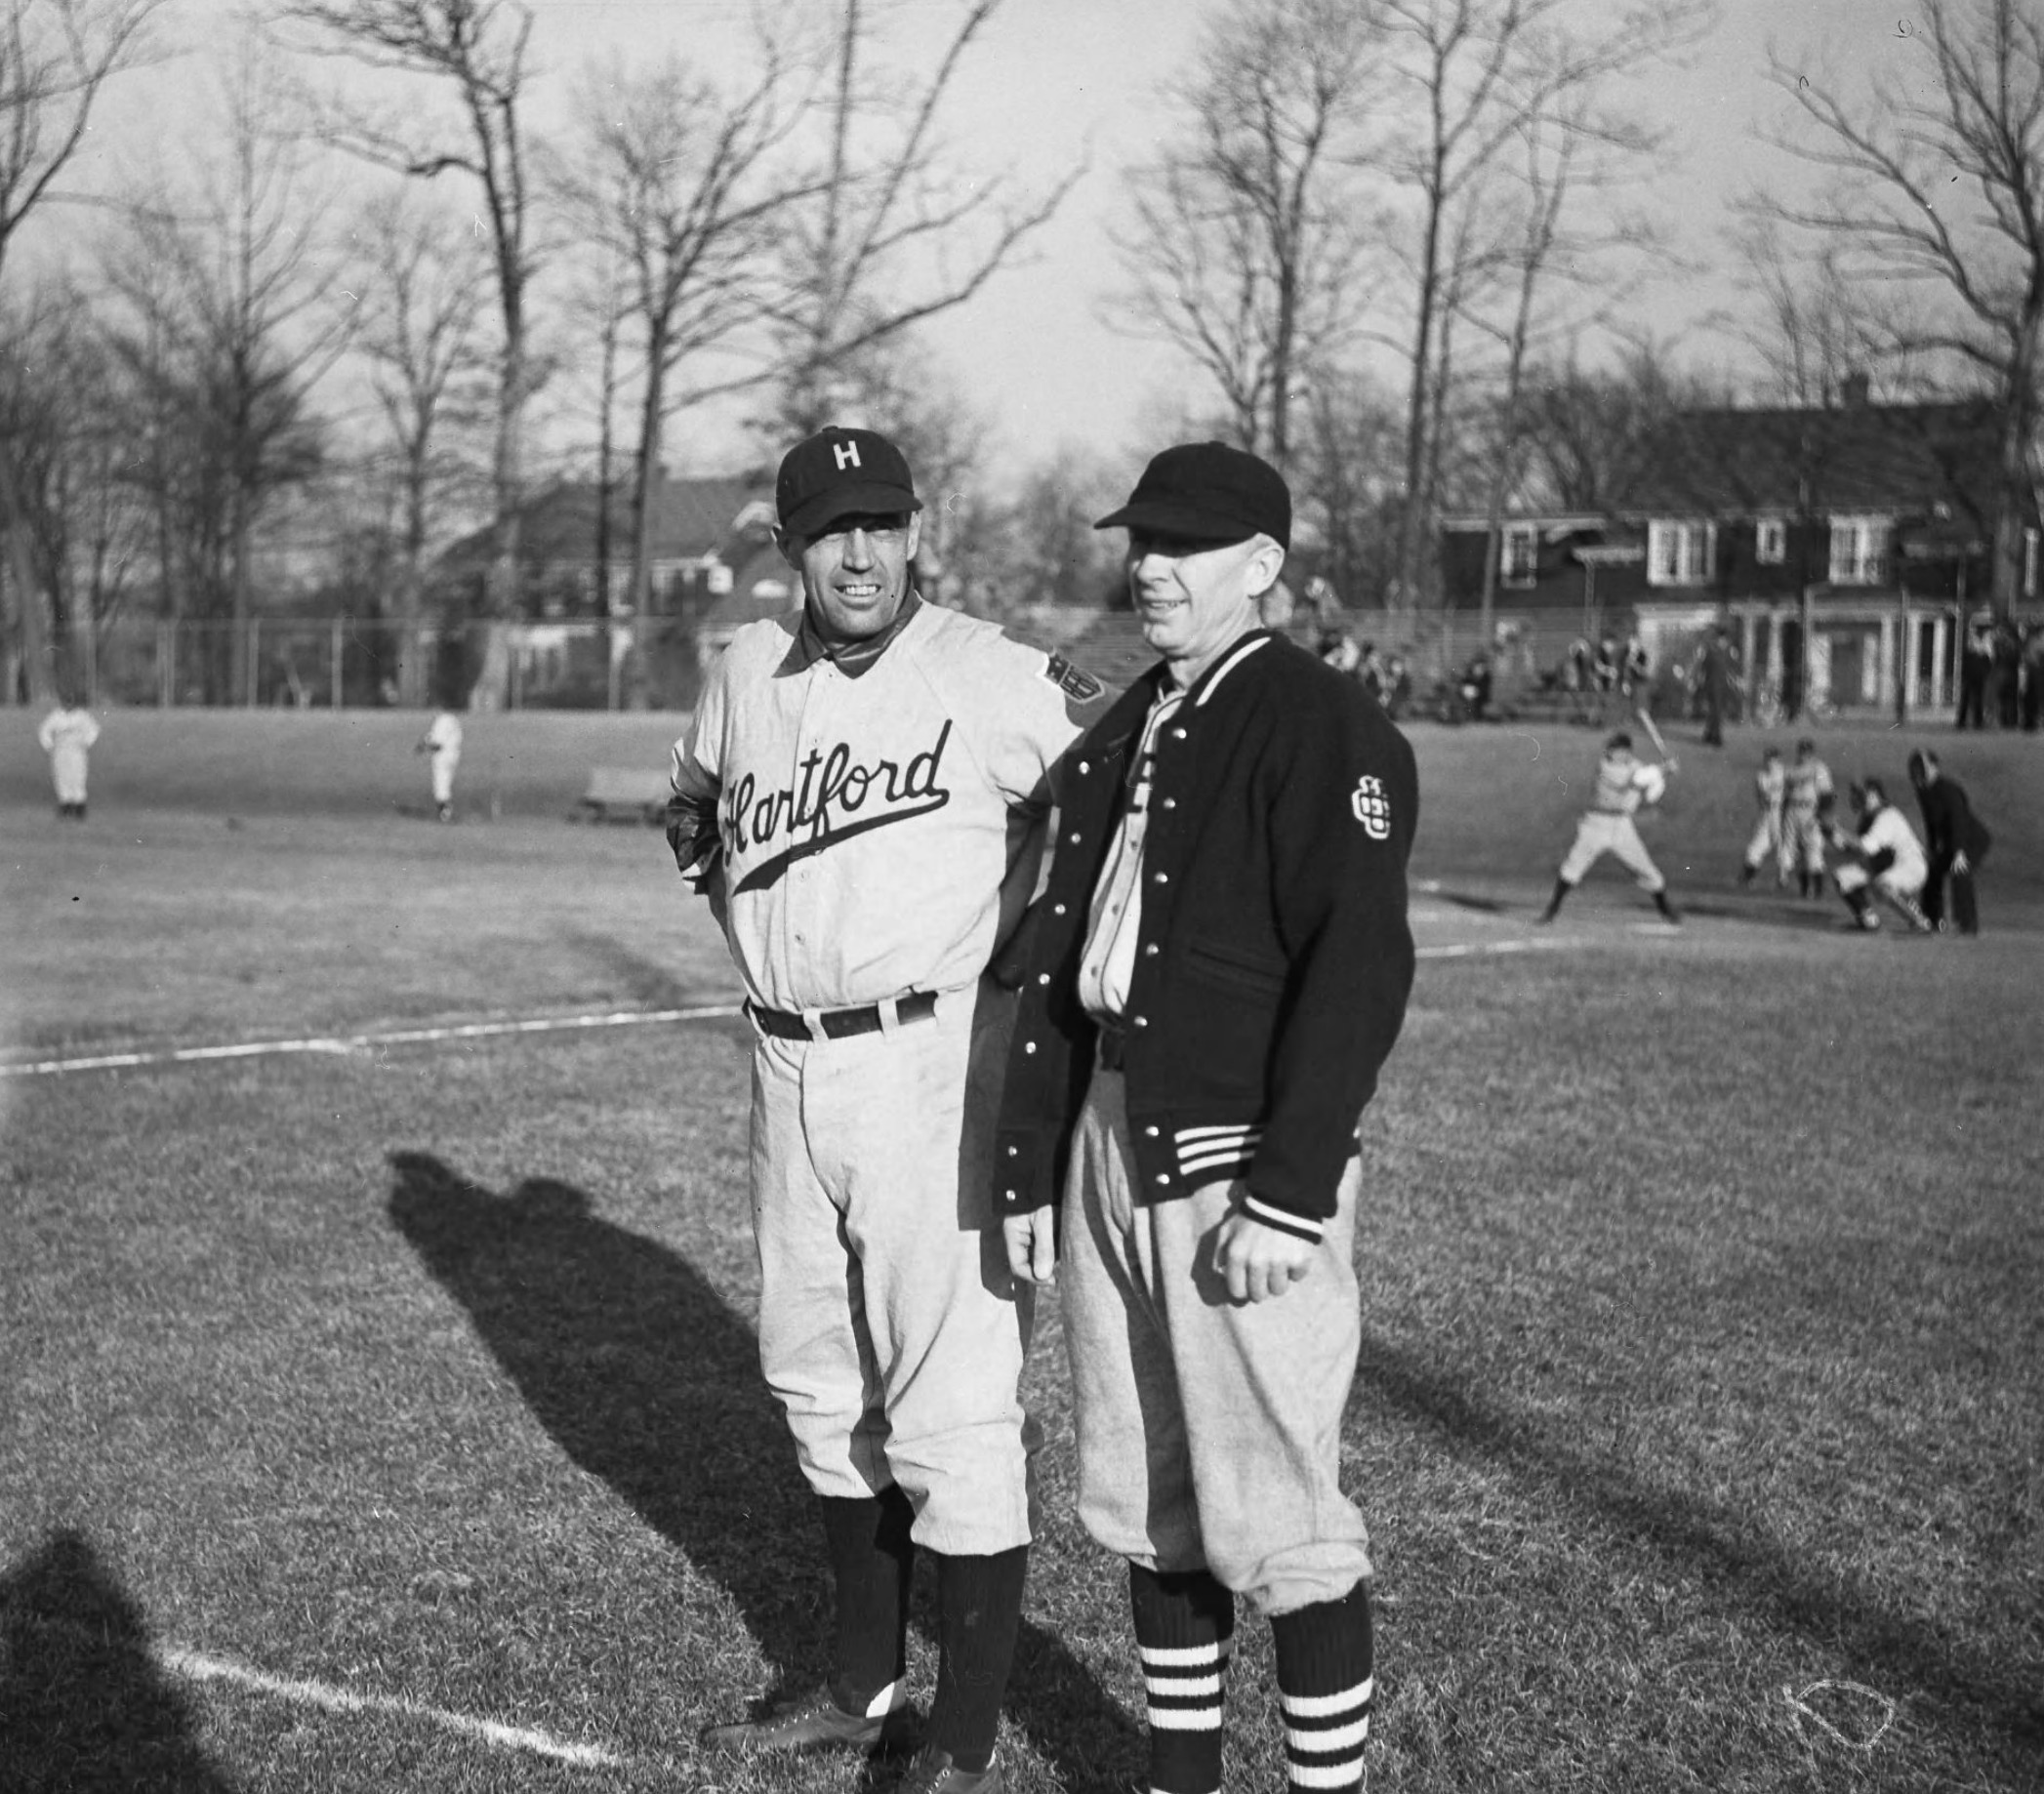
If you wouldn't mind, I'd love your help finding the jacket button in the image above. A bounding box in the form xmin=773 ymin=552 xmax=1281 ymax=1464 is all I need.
xmin=1171 ymin=728 xmax=1187 ymax=741
xmin=1144 ymin=1124 xmax=1160 ymax=1138
xmin=1038 ymin=972 xmax=1050 ymax=985
xmin=1053 ymin=903 xmax=1067 ymax=916
xmin=1078 ymin=760 xmax=1089 ymax=773
xmin=1068 ymin=831 xmax=1082 ymax=843
xmin=1153 ymin=872 xmax=1168 ymax=885
xmin=1024 ymin=1041 xmax=1038 ymax=1054
xmin=1143 ymin=943 xmax=1159 ymax=957
xmin=1132 ymin=1015 xmax=1148 ymax=1028
xmin=1006 ymin=1144 xmax=1018 ymax=1156
xmin=1156 ymin=1173 xmax=1171 ymax=1186
xmin=1162 ymin=797 xmax=1176 ymax=811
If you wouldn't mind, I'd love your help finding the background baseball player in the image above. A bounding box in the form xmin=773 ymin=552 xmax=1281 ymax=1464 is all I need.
xmin=1782 ymin=737 xmax=1834 ymax=898
xmin=670 ymin=425 xmax=1101 ymax=1794
xmin=1826 ymin=777 xmax=1933 ymax=932
xmin=38 ymin=683 xmax=101 ymax=821
xmin=1737 ymin=745 xmax=1787 ymax=887
xmin=1535 ymin=730 xmax=1681 ymax=924
xmin=415 ymin=704 xmax=463 ymax=822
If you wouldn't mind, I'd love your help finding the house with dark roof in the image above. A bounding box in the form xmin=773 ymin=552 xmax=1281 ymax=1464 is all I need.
xmin=1441 ymin=390 xmax=2040 ymax=718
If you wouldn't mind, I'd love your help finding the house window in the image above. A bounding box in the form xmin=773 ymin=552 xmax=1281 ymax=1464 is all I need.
xmin=1755 ymin=517 xmax=1786 ymax=565
xmin=1828 ymin=515 xmax=1887 ymax=586
xmin=1501 ymin=522 xmax=1538 ymax=588
xmin=1647 ymin=519 xmax=1715 ymax=587
xmin=706 ymin=562 xmax=734 ymax=595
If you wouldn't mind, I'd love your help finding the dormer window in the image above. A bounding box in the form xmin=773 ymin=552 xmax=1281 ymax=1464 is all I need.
xmin=1755 ymin=517 xmax=1786 ymax=565
xmin=1828 ymin=515 xmax=1887 ymax=586
xmin=1647 ymin=519 xmax=1715 ymax=587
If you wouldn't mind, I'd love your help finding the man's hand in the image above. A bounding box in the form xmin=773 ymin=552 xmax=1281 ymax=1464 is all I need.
xmin=1212 ymin=1206 xmax=1315 ymax=1303
xmin=1953 ymin=849 xmax=1971 ymax=875
xmin=1003 ymin=1207 xmax=1057 ymax=1286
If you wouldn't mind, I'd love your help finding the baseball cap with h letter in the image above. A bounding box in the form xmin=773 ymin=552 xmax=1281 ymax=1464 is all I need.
xmin=776 ymin=426 xmax=922 ymax=541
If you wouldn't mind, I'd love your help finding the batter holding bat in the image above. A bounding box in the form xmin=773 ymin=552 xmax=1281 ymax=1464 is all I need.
xmin=1535 ymin=726 xmax=1683 ymax=925
xmin=670 ymin=425 xmax=1103 ymax=1794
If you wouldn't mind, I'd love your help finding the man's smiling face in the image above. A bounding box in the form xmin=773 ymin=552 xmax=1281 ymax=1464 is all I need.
xmin=780 ymin=510 xmax=923 ymax=642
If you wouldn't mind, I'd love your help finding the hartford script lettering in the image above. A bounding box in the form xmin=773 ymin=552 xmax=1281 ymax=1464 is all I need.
xmin=728 ymin=721 xmax=953 ymax=893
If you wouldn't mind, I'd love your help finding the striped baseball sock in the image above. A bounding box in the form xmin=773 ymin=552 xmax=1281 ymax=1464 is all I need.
xmin=1129 ymin=1565 xmax=1233 ymax=1794
xmin=1270 ymin=1582 xmax=1374 ymax=1792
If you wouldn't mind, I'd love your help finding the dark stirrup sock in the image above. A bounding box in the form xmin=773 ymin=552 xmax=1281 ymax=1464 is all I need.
xmin=818 ymin=1487 xmax=918 ymax=1716
xmin=1270 ymin=1581 xmax=1375 ymax=1792
xmin=1129 ymin=1564 xmax=1234 ymax=1794
xmin=927 ymin=1544 xmax=1030 ymax=1770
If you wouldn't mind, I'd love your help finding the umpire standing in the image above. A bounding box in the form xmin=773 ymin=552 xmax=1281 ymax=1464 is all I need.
xmin=998 ymin=442 xmax=1417 ymax=1794
xmin=1907 ymin=749 xmax=1991 ymax=934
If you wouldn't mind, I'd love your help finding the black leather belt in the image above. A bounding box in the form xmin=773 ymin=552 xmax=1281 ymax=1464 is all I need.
xmin=1096 ymin=1022 xmax=1127 ymax=1070
xmin=749 ymin=990 xmax=940 ymax=1041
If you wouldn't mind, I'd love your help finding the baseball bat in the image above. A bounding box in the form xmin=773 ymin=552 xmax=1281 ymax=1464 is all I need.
xmin=1635 ymin=706 xmax=1671 ymax=761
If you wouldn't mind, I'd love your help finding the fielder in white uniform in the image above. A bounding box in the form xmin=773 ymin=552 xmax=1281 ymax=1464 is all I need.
xmin=1536 ymin=731 xmax=1681 ymax=923
xmin=38 ymin=694 xmax=101 ymax=821
xmin=1827 ymin=778 xmax=1932 ymax=932
xmin=673 ymin=426 xmax=1100 ymax=1794
xmin=1782 ymin=738 xmax=1834 ymax=898
xmin=1738 ymin=746 xmax=1788 ymax=887
xmin=416 ymin=708 xmax=463 ymax=821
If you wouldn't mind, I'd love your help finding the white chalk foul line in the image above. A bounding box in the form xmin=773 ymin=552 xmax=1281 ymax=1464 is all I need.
xmin=1 ymin=1003 xmax=746 ymax=1079
xmin=159 ymin=1642 xmax=626 ymax=1769
xmin=5 ymin=942 xmax=1562 ymax=1080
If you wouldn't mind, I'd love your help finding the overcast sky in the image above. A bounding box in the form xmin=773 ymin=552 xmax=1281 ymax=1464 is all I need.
xmin=43 ymin=0 xmax=1945 ymax=478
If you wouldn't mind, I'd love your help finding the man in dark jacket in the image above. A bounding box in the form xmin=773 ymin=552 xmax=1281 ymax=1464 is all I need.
xmin=995 ymin=442 xmax=1416 ymax=1794
xmin=1907 ymin=749 xmax=1991 ymax=934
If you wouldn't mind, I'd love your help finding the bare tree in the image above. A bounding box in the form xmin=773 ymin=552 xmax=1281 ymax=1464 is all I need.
xmin=1515 ymin=338 xmax=1703 ymax=512
xmin=1371 ymin=0 xmax=1701 ymax=612
xmin=1113 ymin=0 xmax=1384 ymax=469
xmin=552 ymin=42 xmax=809 ymax=620
xmin=0 ymin=0 xmax=164 ymax=703
xmin=99 ymin=45 xmax=340 ymax=703
xmin=766 ymin=0 xmax=1081 ymax=435
xmin=1762 ymin=0 xmax=2044 ymax=611
xmin=281 ymin=0 xmax=544 ymax=704
xmin=347 ymin=185 xmax=489 ymax=702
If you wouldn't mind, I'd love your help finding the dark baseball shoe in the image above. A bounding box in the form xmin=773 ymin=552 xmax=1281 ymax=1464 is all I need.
xmin=699 ymin=1687 xmax=917 ymax=1757
xmin=895 ymin=1745 xmax=1004 ymax=1792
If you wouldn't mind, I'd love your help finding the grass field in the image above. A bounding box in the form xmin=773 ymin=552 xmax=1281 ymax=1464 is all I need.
xmin=3 ymin=707 xmax=2041 ymax=1792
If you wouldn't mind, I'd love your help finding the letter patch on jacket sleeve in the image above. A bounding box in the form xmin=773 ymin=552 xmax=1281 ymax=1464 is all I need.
xmin=1351 ymin=774 xmax=1392 ymax=839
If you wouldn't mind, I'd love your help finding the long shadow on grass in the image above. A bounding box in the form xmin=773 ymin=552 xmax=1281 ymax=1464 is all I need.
xmin=1354 ymin=1330 xmax=2044 ymax=1761
xmin=388 ymin=1153 xmax=1138 ymax=1790
xmin=0 ymin=1529 xmax=238 ymax=1791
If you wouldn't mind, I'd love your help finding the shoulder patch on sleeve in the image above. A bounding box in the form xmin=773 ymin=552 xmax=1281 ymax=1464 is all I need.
xmin=1043 ymin=653 xmax=1104 ymax=703
xmin=1351 ymin=774 xmax=1394 ymax=840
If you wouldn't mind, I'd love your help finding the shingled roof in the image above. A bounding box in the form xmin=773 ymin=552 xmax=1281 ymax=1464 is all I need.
xmin=1621 ymin=399 xmax=2003 ymax=532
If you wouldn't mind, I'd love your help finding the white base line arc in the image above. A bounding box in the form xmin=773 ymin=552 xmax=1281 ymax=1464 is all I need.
xmin=157 ymin=1640 xmax=625 ymax=1769
xmin=4 ymin=938 xmax=1570 ymax=1080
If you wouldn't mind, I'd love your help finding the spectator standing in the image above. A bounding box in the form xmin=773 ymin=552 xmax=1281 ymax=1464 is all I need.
xmin=1620 ymin=632 xmax=1652 ymax=703
xmin=1694 ymin=627 xmax=1738 ymax=748
xmin=1907 ymin=750 xmax=1992 ymax=935
xmin=1592 ymin=633 xmax=1620 ymax=722
xmin=999 ymin=441 xmax=1416 ymax=1794
xmin=2023 ymin=622 xmax=2044 ymax=731
xmin=37 ymin=687 xmax=101 ymax=821
xmin=1458 ymin=651 xmax=1492 ymax=721
xmin=416 ymin=706 xmax=464 ymax=822
xmin=1956 ymin=614 xmax=1993 ymax=729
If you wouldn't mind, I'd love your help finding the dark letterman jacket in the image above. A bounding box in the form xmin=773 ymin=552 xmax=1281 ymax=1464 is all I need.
xmin=993 ymin=629 xmax=1417 ymax=1244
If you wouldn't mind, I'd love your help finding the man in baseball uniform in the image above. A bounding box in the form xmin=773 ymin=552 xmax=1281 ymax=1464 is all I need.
xmin=1535 ymin=731 xmax=1681 ymax=924
xmin=998 ymin=442 xmax=1416 ymax=1794
xmin=671 ymin=426 xmax=1101 ymax=1794
xmin=416 ymin=705 xmax=463 ymax=822
xmin=1782 ymin=737 xmax=1834 ymax=899
xmin=1737 ymin=746 xmax=1788 ymax=888
xmin=37 ymin=683 xmax=102 ymax=821
xmin=1827 ymin=777 xmax=1933 ymax=932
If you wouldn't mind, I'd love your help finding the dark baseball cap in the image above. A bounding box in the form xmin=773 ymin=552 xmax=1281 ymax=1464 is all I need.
xmin=776 ymin=426 xmax=922 ymax=540
xmin=1094 ymin=440 xmax=1291 ymax=550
